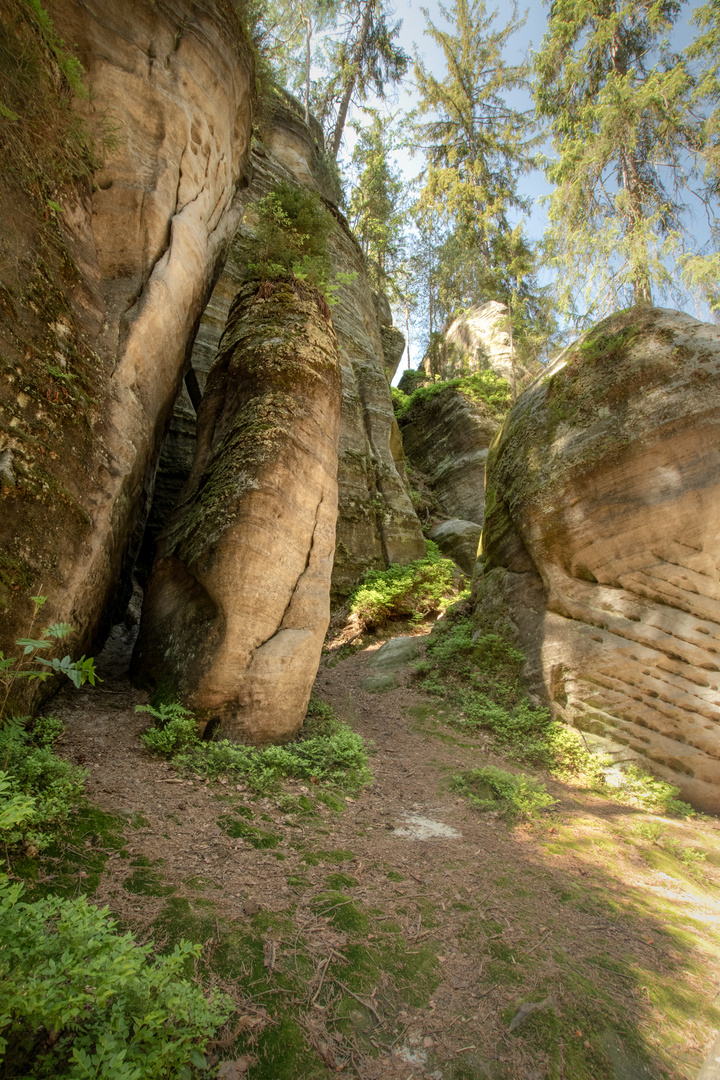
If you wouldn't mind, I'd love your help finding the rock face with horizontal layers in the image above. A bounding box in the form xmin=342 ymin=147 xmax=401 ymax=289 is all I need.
xmin=399 ymin=385 xmax=504 ymax=525
xmin=477 ymin=307 xmax=720 ymax=811
xmin=133 ymin=278 xmax=342 ymax=743
xmin=420 ymin=300 xmax=531 ymax=391
xmin=144 ymin=98 xmax=425 ymax=597
xmin=0 ymin=0 xmax=253 ymax=677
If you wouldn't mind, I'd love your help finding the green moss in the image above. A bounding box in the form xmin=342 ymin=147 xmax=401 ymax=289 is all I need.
xmin=325 ymin=871 xmax=358 ymax=889
xmin=311 ymin=891 xmax=368 ymax=933
xmin=250 ymin=1017 xmax=333 ymax=1080
xmin=123 ymin=868 xmax=175 ymax=897
xmin=217 ymin=814 xmax=280 ymax=848
xmin=12 ymin=802 xmax=126 ymax=901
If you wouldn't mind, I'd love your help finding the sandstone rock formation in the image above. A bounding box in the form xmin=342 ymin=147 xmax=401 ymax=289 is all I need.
xmin=420 ymin=300 xmax=531 ymax=390
xmin=429 ymin=519 xmax=482 ymax=577
xmin=133 ymin=278 xmax=342 ymax=743
xmin=0 ymin=0 xmax=253 ymax=673
xmin=145 ymin=97 xmax=425 ymax=597
xmin=398 ymin=384 xmax=504 ymax=525
xmin=477 ymin=307 xmax=720 ymax=811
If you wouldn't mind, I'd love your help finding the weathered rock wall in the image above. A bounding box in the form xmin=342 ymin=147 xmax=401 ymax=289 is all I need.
xmin=145 ymin=99 xmax=425 ymax=597
xmin=0 ymin=0 xmax=253 ymax=669
xmin=133 ymin=279 xmax=341 ymax=743
xmin=399 ymin=386 xmax=502 ymax=525
xmin=477 ymin=308 xmax=720 ymax=811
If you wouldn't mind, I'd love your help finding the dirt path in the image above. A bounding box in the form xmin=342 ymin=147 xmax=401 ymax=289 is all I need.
xmin=51 ymin=630 xmax=720 ymax=1080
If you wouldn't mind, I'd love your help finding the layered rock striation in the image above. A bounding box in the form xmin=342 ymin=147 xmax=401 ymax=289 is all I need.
xmin=133 ymin=278 xmax=342 ymax=743
xmin=477 ymin=307 xmax=720 ymax=810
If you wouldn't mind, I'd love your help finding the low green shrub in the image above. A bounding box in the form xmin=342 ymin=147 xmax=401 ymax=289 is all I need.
xmin=138 ymin=702 xmax=199 ymax=757
xmin=0 ymin=716 xmax=85 ymax=851
xmin=605 ymin=764 xmax=694 ymax=817
xmin=451 ymin=766 xmax=556 ymax=818
xmin=138 ymin=697 xmax=372 ymax=794
xmin=246 ymin=180 xmax=355 ymax=303
xmin=348 ymin=540 xmax=460 ymax=630
xmin=395 ymin=369 xmax=512 ymax=421
xmin=0 ymin=874 xmax=231 ymax=1078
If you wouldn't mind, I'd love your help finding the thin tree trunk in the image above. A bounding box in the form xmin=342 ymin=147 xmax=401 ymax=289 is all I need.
xmin=330 ymin=0 xmax=374 ymax=156
xmin=304 ymin=19 xmax=311 ymax=125
xmin=405 ymin=297 xmax=411 ymax=369
xmin=612 ymin=30 xmax=652 ymax=306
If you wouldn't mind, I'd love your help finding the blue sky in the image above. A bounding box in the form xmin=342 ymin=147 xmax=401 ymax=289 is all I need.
xmin=331 ymin=1 xmax=710 ymax=370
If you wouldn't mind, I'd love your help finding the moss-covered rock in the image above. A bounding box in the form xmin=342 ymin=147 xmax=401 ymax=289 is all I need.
xmin=478 ymin=307 xmax=720 ymax=811
xmin=398 ymin=373 xmax=510 ymax=525
xmin=132 ymin=277 xmax=342 ymax=744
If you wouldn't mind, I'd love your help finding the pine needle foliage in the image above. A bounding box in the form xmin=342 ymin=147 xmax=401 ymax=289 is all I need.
xmin=534 ymin=0 xmax=709 ymax=319
xmin=408 ymin=0 xmax=552 ymax=355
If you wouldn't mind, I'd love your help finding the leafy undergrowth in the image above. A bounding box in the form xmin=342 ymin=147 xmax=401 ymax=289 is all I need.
xmin=0 ymin=715 xmax=85 ymax=853
xmin=139 ymin=696 xmax=372 ymax=795
xmin=0 ymin=875 xmax=230 ymax=1079
xmin=419 ymin=610 xmax=694 ymax=817
xmin=347 ymin=540 xmax=464 ymax=632
xmin=0 ymin=717 xmax=234 ymax=1078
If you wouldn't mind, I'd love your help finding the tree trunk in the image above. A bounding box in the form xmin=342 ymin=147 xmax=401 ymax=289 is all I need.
xmin=330 ymin=0 xmax=374 ymax=156
xmin=612 ymin=29 xmax=652 ymax=306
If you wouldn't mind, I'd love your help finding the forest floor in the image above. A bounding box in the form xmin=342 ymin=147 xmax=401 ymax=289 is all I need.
xmin=16 ymin=621 xmax=720 ymax=1080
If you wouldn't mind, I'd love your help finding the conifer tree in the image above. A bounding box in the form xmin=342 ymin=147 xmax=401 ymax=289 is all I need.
xmin=534 ymin=0 xmax=703 ymax=316
xmin=316 ymin=0 xmax=409 ymax=155
xmin=409 ymin=0 xmax=548 ymax=357
xmin=683 ymin=0 xmax=720 ymax=313
xmin=348 ymin=110 xmax=405 ymax=295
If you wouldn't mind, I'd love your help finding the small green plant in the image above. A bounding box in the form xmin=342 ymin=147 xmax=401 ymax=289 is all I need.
xmin=0 ymin=874 xmax=231 ymax=1078
xmin=247 ymin=180 xmax=355 ymax=303
xmin=348 ymin=540 xmax=460 ymax=631
xmin=138 ymin=696 xmax=372 ymax=794
xmin=606 ymin=765 xmax=694 ymax=817
xmin=451 ymin=766 xmax=556 ymax=818
xmin=137 ymin=702 xmax=199 ymax=757
xmin=635 ymin=821 xmax=665 ymax=843
xmin=0 ymin=596 xmax=99 ymax=721
xmin=0 ymin=715 xmax=85 ymax=853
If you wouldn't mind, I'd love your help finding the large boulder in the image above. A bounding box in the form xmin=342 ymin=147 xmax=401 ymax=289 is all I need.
xmin=429 ymin=519 xmax=482 ymax=577
xmin=477 ymin=307 xmax=720 ymax=811
xmin=0 ymin=0 xmax=253 ymax=676
xmin=132 ymin=278 xmax=342 ymax=743
xmin=398 ymin=382 xmax=506 ymax=524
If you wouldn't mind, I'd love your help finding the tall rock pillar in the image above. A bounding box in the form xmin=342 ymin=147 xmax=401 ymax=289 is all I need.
xmin=132 ymin=277 xmax=342 ymax=743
